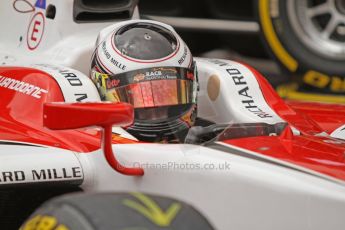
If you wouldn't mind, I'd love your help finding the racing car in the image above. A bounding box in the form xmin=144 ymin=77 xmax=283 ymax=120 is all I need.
xmin=3 ymin=55 xmax=345 ymax=230
xmin=1 ymin=1 xmax=345 ymax=230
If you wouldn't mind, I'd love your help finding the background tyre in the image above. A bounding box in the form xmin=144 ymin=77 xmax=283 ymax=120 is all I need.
xmin=20 ymin=192 xmax=215 ymax=230
xmin=256 ymin=0 xmax=345 ymax=103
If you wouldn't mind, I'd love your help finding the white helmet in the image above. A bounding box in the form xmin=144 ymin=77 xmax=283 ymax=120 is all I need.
xmin=90 ymin=20 xmax=198 ymax=142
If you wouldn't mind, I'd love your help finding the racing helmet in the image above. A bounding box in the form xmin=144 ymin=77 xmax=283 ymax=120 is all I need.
xmin=90 ymin=20 xmax=198 ymax=142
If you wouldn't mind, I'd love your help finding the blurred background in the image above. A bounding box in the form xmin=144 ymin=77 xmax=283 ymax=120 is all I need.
xmin=139 ymin=0 xmax=345 ymax=103
xmin=3 ymin=0 xmax=345 ymax=103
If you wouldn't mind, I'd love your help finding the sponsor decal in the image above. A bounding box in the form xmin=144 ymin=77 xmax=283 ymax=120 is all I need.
xmin=0 ymin=167 xmax=82 ymax=183
xmin=145 ymin=70 xmax=162 ymax=77
xmin=227 ymin=68 xmax=273 ymax=118
xmin=15 ymin=0 xmax=47 ymax=49
xmin=33 ymin=64 xmax=91 ymax=102
xmin=106 ymin=79 xmax=120 ymax=89
xmin=13 ymin=0 xmax=35 ymax=13
xmin=0 ymin=75 xmax=48 ymax=99
xmin=178 ymin=45 xmax=188 ymax=65
xmin=32 ymin=167 xmax=82 ymax=181
xmin=35 ymin=64 xmax=83 ymax=86
xmin=21 ymin=215 xmax=69 ymax=230
xmin=207 ymin=59 xmax=278 ymax=120
xmin=133 ymin=73 xmax=145 ymax=82
xmin=102 ymin=42 xmax=126 ymax=71
xmin=123 ymin=193 xmax=181 ymax=227
xmin=74 ymin=94 xmax=88 ymax=102
xmin=13 ymin=0 xmax=47 ymax=50
xmin=58 ymin=70 xmax=83 ymax=86
xmin=154 ymin=67 xmax=178 ymax=74
xmin=34 ymin=0 xmax=46 ymax=9
xmin=144 ymin=72 xmax=177 ymax=81
xmin=133 ymin=69 xmax=178 ymax=82
xmin=27 ymin=12 xmax=45 ymax=50
xmin=303 ymin=70 xmax=345 ymax=93
xmin=186 ymin=71 xmax=194 ymax=80
xmin=0 ymin=171 xmax=25 ymax=182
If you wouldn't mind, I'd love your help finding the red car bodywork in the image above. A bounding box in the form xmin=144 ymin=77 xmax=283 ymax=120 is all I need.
xmin=1 ymin=65 xmax=345 ymax=181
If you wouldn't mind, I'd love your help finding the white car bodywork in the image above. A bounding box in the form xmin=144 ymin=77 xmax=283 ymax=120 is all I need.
xmin=1 ymin=1 xmax=345 ymax=229
xmin=0 ymin=0 xmax=139 ymax=74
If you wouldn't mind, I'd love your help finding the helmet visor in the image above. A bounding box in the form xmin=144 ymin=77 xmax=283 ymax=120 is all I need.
xmin=113 ymin=79 xmax=195 ymax=108
xmin=91 ymin=66 xmax=197 ymax=111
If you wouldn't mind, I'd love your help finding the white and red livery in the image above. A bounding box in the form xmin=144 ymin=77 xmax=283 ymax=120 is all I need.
xmin=1 ymin=1 xmax=345 ymax=229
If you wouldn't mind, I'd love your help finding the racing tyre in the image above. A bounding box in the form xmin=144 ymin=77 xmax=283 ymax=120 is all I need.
xmin=256 ymin=0 xmax=345 ymax=102
xmin=20 ymin=192 xmax=215 ymax=230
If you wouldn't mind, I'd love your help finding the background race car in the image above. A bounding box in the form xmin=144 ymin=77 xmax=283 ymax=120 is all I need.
xmin=140 ymin=0 xmax=345 ymax=102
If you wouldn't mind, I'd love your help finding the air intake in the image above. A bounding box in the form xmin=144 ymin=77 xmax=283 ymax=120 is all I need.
xmin=73 ymin=0 xmax=138 ymax=23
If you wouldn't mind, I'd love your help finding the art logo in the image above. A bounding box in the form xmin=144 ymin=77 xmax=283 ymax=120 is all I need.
xmin=133 ymin=73 xmax=145 ymax=82
xmin=107 ymin=79 xmax=120 ymax=89
xmin=13 ymin=0 xmax=46 ymax=12
xmin=13 ymin=0 xmax=47 ymax=50
xmin=34 ymin=0 xmax=46 ymax=9
xmin=27 ymin=12 xmax=45 ymax=50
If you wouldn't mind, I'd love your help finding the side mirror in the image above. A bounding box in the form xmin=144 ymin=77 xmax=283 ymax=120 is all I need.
xmin=43 ymin=102 xmax=144 ymax=176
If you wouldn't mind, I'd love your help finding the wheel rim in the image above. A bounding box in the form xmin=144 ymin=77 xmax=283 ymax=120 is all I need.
xmin=287 ymin=0 xmax=345 ymax=60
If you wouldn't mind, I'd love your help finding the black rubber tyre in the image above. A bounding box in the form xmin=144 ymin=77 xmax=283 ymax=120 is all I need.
xmin=20 ymin=192 xmax=215 ymax=230
xmin=0 ymin=187 xmax=81 ymax=230
xmin=256 ymin=0 xmax=345 ymax=101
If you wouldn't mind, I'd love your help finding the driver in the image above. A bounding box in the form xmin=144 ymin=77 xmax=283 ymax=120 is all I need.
xmin=90 ymin=20 xmax=198 ymax=143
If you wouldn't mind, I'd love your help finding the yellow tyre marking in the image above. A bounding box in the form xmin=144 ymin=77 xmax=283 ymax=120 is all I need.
xmin=123 ymin=193 xmax=181 ymax=227
xmin=303 ymin=71 xmax=330 ymax=88
xmin=277 ymin=84 xmax=345 ymax=104
xmin=259 ymin=0 xmax=298 ymax=72
xmin=21 ymin=215 xmax=70 ymax=230
xmin=21 ymin=215 xmax=42 ymax=230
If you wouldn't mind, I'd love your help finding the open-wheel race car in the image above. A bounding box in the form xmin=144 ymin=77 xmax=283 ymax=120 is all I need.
xmin=1 ymin=1 xmax=345 ymax=230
